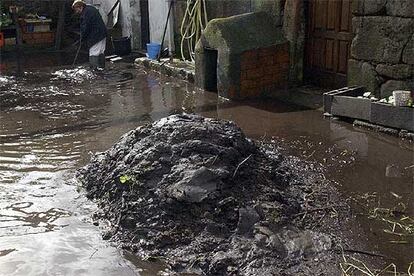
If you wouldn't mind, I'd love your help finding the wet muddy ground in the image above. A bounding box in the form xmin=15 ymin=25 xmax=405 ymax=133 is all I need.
xmin=0 ymin=55 xmax=413 ymax=275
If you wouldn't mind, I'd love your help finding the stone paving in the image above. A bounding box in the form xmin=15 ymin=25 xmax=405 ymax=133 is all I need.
xmin=135 ymin=57 xmax=195 ymax=83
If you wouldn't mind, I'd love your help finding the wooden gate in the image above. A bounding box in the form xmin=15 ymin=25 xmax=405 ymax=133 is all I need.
xmin=304 ymin=0 xmax=353 ymax=88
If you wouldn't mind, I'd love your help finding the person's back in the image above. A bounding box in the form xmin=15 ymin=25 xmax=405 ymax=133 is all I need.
xmin=80 ymin=5 xmax=106 ymax=48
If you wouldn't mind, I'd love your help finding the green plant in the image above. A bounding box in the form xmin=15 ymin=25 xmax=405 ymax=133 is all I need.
xmin=119 ymin=175 xmax=132 ymax=184
xmin=407 ymin=98 xmax=413 ymax=107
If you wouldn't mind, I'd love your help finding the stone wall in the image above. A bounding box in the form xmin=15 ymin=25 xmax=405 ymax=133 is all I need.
xmin=348 ymin=0 xmax=414 ymax=98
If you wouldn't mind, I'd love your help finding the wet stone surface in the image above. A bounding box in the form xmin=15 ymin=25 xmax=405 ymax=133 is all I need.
xmin=77 ymin=114 xmax=342 ymax=275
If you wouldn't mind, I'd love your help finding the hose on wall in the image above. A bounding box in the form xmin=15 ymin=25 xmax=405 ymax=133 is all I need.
xmin=180 ymin=0 xmax=208 ymax=62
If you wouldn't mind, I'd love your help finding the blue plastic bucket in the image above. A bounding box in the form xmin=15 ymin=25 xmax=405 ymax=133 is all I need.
xmin=147 ymin=43 xmax=161 ymax=60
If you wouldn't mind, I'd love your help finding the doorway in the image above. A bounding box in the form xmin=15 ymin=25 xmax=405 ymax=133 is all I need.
xmin=140 ymin=0 xmax=150 ymax=50
xmin=202 ymin=49 xmax=218 ymax=92
xmin=304 ymin=0 xmax=353 ymax=88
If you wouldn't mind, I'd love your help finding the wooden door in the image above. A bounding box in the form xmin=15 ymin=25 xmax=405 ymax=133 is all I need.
xmin=304 ymin=0 xmax=353 ymax=88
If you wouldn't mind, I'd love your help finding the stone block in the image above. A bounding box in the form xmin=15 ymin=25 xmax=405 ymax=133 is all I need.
xmin=323 ymin=86 xmax=365 ymax=114
xmin=348 ymin=59 xmax=381 ymax=94
xmin=386 ymin=0 xmax=414 ymax=18
xmin=352 ymin=0 xmax=414 ymax=17
xmin=380 ymin=80 xmax=413 ymax=98
xmin=352 ymin=0 xmax=387 ymax=15
xmin=331 ymin=96 xmax=372 ymax=121
xmin=371 ymin=102 xmax=414 ymax=131
xmin=375 ymin=64 xmax=413 ymax=79
xmin=351 ymin=17 xmax=413 ymax=63
xmin=402 ymin=35 xmax=414 ymax=65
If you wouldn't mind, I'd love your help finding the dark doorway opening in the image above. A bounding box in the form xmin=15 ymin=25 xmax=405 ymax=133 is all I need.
xmin=140 ymin=0 xmax=150 ymax=50
xmin=203 ymin=49 xmax=218 ymax=92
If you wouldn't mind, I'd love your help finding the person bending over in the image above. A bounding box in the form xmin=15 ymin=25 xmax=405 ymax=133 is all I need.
xmin=72 ymin=0 xmax=107 ymax=70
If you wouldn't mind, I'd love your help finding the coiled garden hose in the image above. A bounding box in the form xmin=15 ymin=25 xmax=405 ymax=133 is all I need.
xmin=180 ymin=0 xmax=208 ymax=62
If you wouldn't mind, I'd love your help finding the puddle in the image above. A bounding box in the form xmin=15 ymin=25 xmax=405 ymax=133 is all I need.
xmin=0 ymin=54 xmax=412 ymax=274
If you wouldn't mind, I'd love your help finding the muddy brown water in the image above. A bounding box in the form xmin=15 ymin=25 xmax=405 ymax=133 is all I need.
xmin=0 ymin=57 xmax=413 ymax=275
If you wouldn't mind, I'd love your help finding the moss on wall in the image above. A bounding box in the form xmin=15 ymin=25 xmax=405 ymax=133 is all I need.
xmin=202 ymin=12 xmax=286 ymax=54
xmin=251 ymin=0 xmax=283 ymax=25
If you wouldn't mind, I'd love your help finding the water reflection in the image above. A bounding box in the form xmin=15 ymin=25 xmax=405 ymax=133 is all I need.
xmin=1 ymin=202 xmax=71 ymax=236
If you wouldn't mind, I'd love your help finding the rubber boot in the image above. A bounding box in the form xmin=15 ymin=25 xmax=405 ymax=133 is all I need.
xmin=97 ymin=54 xmax=105 ymax=70
xmin=89 ymin=55 xmax=99 ymax=70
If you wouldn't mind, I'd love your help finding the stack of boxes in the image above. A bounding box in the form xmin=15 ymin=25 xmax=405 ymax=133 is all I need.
xmin=20 ymin=18 xmax=54 ymax=45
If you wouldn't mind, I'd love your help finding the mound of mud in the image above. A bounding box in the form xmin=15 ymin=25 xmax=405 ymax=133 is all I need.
xmin=77 ymin=114 xmax=337 ymax=275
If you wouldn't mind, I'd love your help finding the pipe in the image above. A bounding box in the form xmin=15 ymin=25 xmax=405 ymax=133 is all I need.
xmin=179 ymin=0 xmax=207 ymax=62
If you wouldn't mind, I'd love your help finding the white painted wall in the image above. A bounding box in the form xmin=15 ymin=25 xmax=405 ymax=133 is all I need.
xmin=91 ymin=0 xmax=132 ymax=37
xmin=128 ymin=0 xmax=142 ymax=48
xmin=119 ymin=0 xmax=132 ymax=38
xmin=91 ymin=0 xmax=175 ymax=50
xmin=148 ymin=0 xmax=171 ymax=46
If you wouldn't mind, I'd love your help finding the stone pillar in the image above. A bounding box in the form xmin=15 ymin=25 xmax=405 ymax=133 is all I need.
xmin=283 ymin=0 xmax=305 ymax=86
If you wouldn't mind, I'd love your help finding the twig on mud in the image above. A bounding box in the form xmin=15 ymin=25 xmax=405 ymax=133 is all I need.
xmin=337 ymin=249 xmax=387 ymax=258
xmin=340 ymin=257 xmax=397 ymax=276
xmin=312 ymin=212 xmax=327 ymax=230
xmin=389 ymin=240 xmax=409 ymax=244
xmin=90 ymin=248 xmax=98 ymax=259
xmin=338 ymin=246 xmax=414 ymax=276
xmin=368 ymin=205 xmax=414 ymax=242
xmin=294 ymin=205 xmax=345 ymax=218
xmin=304 ymin=150 xmax=316 ymax=159
xmin=404 ymin=164 xmax=414 ymax=170
xmin=232 ymin=154 xmax=252 ymax=178
xmin=339 ymin=249 xmax=396 ymax=276
xmin=210 ymin=155 xmax=218 ymax=165
xmin=259 ymin=132 xmax=267 ymax=141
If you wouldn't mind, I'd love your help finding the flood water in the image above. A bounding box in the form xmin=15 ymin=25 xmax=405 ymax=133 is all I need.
xmin=0 ymin=57 xmax=413 ymax=275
